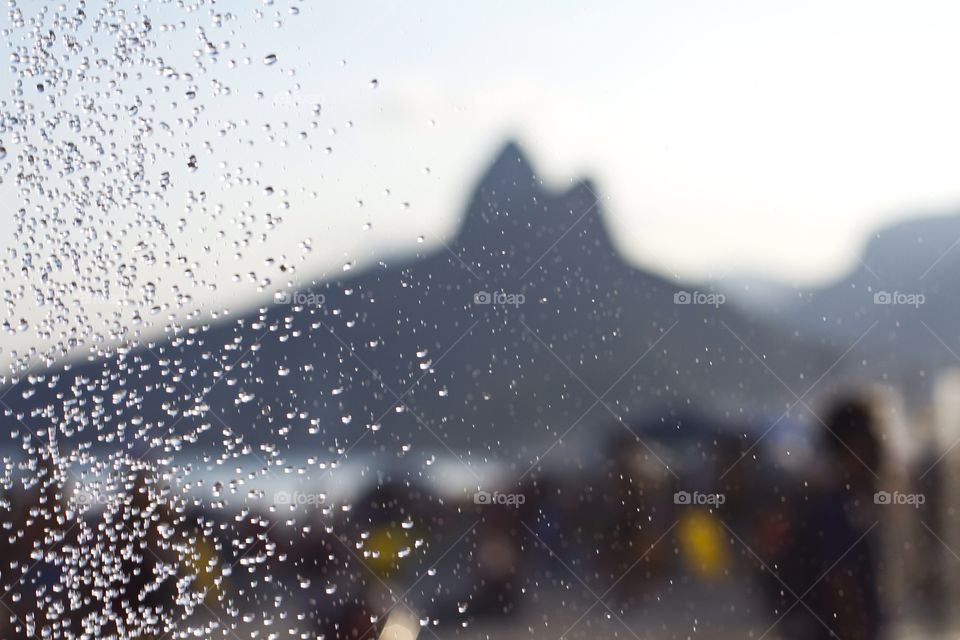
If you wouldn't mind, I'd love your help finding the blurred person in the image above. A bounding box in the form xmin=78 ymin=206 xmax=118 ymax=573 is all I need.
xmin=58 ymin=461 xmax=181 ymax=639
xmin=592 ymin=430 xmax=675 ymax=592
xmin=677 ymin=509 xmax=731 ymax=581
xmin=772 ymin=397 xmax=883 ymax=640
xmin=0 ymin=449 xmax=68 ymax=638
xmin=469 ymin=504 xmax=522 ymax=617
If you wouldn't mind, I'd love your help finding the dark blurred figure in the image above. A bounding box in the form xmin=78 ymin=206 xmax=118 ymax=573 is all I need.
xmin=0 ymin=451 xmax=68 ymax=638
xmin=86 ymin=463 xmax=179 ymax=638
xmin=912 ymin=431 xmax=946 ymax=626
xmin=773 ymin=397 xmax=883 ymax=640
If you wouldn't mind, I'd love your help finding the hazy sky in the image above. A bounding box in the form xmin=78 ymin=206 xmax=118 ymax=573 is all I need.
xmin=269 ymin=0 xmax=960 ymax=285
xmin=5 ymin=0 xmax=960 ymax=367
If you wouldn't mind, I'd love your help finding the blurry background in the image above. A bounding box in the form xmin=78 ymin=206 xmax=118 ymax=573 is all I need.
xmin=7 ymin=1 xmax=960 ymax=370
xmin=4 ymin=2 xmax=960 ymax=639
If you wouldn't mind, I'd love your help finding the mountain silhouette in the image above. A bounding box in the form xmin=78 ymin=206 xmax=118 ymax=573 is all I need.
xmin=724 ymin=212 xmax=960 ymax=402
xmin=1 ymin=142 xmax=837 ymax=472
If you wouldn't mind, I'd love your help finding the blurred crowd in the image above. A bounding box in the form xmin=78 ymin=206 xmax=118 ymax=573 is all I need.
xmin=4 ymin=377 xmax=960 ymax=639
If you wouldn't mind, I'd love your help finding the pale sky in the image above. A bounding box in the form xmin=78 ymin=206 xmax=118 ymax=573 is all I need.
xmin=273 ymin=0 xmax=960 ymax=285
xmin=5 ymin=0 xmax=960 ymax=369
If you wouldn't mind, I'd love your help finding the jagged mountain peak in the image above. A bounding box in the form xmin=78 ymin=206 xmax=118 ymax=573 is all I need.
xmin=477 ymin=140 xmax=537 ymax=190
xmin=455 ymin=142 xmax=619 ymax=279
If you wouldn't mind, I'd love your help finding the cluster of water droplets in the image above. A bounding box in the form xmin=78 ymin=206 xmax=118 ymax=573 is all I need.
xmin=0 ymin=2 xmax=351 ymax=637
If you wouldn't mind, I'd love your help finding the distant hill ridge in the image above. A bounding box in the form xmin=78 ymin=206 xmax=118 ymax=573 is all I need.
xmin=1 ymin=142 xmax=838 ymax=467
